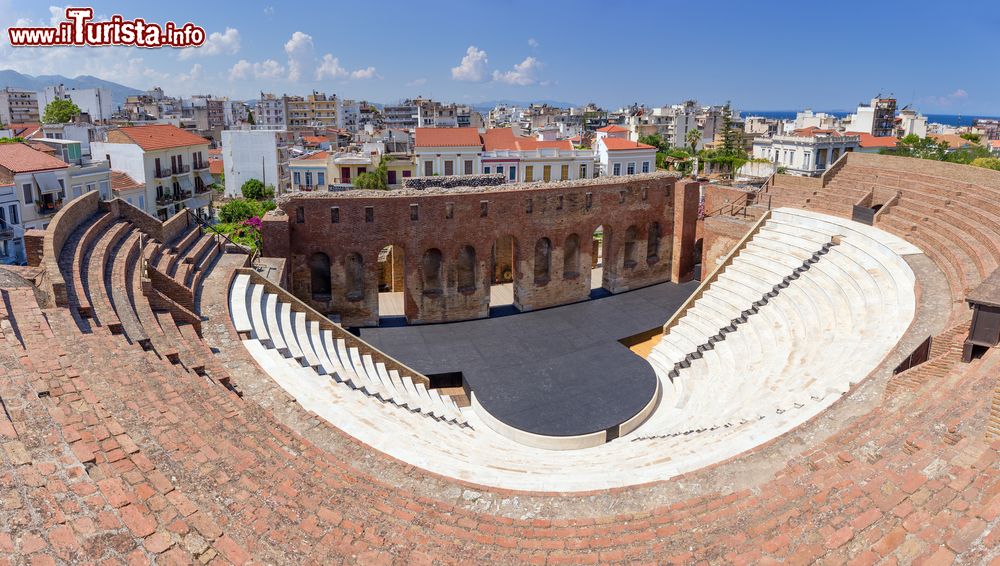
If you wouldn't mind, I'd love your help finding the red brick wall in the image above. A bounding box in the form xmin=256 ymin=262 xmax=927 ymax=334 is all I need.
xmin=702 ymin=215 xmax=756 ymax=273
xmin=261 ymin=175 xmax=693 ymax=326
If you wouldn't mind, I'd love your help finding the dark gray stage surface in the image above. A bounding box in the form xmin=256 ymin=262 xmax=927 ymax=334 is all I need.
xmin=358 ymin=280 xmax=697 ymax=437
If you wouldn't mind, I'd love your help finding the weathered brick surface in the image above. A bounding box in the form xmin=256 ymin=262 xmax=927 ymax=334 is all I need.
xmin=263 ymin=174 xmax=695 ymax=325
xmin=0 ymin=154 xmax=998 ymax=564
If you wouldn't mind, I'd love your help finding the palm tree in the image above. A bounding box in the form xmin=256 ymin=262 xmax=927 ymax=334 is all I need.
xmin=686 ymin=128 xmax=702 ymax=155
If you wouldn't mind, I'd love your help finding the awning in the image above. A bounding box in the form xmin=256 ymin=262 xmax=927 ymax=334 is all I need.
xmin=178 ymin=175 xmax=195 ymax=192
xmin=32 ymin=171 xmax=62 ymax=194
xmin=198 ymin=170 xmax=214 ymax=186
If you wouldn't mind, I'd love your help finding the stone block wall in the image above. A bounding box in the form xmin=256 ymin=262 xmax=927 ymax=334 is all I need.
xmin=262 ymin=173 xmax=695 ymax=326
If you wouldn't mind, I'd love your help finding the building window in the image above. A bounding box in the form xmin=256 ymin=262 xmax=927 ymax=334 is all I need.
xmin=580 ymin=164 xmax=587 ymax=179
xmin=305 ymin=172 xmax=312 ymax=187
xmin=543 ymin=165 xmax=552 ymax=182
xmin=627 ymin=162 xmax=636 ymax=175
xmin=484 ymin=166 xmax=491 ymax=174
xmin=294 ymin=172 xmax=301 ymax=185
xmin=72 ymin=185 xmax=82 ymax=198
xmin=402 ymin=170 xmax=412 ymax=178
xmin=496 ymin=165 xmax=504 ymax=177
xmin=365 ymin=206 xmax=374 ymax=222
xmin=464 ymin=160 xmax=473 ymax=175
xmin=642 ymin=161 xmax=650 ymax=173
xmin=410 ymin=204 xmax=419 ymax=221
xmin=8 ymin=205 xmax=18 ymax=225
xmin=317 ymin=172 xmax=325 ymax=186
xmin=330 ymin=207 xmax=340 ymax=223
xmin=296 ymin=206 xmax=305 ymax=224
xmin=424 ymin=161 xmax=433 ymax=176
xmin=22 ymin=183 xmax=33 ymax=204
xmin=509 ymin=167 xmax=516 ymax=181
xmin=585 ymin=192 xmax=593 ymax=210
xmin=310 ymin=252 xmax=332 ymax=300
xmin=613 ymin=163 xmax=622 ymax=176
xmin=480 ymin=200 xmax=488 ymax=218
xmin=444 ymin=160 xmax=454 ymax=176
xmin=525 ymin=165 xmax=534 ymax=182
xmin=560 ymin=164 xmax=569 ymax=180
xmin=139 ymin=196 xmax=145 ymax=210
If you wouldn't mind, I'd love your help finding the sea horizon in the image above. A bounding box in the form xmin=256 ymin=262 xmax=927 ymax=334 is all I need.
xmin=742 ymin=110 xmax=1000 ymax=128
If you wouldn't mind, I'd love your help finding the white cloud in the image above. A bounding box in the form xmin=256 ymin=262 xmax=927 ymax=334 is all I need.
xmin=228 ymin=59 xmax=251 ymax=80
xmin=351 ymin=66 xmax=377 ymax=79
xmin=923 ymin=89 xmax=969 ymax=107
xmin=451 ymin=46 xmax=488 ymax=82
xmin=406 ymin=78 xmax=427 ymax=87
xmin=284 ymin=31 xmax=314 ymax=81
xmin=253 ymin=59 xmax=286 ymax=80
xmin=263 ymin=6 xmax=275 ymax=15
xmin=315 ymin=54 xmax=347 ymax=80
xmin=492 ymin=57 xmax=542 ymax=86
xmin=528 ymin=38 xmax=538 ymax=48
xmin=177 ymin=63 xmax=204 ymax=82
xmin=179 ymin=27 xmax=240 ymax=60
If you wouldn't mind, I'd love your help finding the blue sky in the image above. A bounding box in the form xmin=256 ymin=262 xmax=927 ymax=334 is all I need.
xmin=2 ymin=0 xmax=999 ymax=114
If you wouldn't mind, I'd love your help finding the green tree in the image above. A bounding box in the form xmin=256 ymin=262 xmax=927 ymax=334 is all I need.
xmin=0 ymin=137 xmax=25 ymax=144
xmin=885 ymin=134 xmax=949 ymax=161
xmin=970 ymin=157 xmax=1000 ymax=171
xmin=218 ymin=198 xmax=275 ymax=224
xmin=638 ymin=134 xmax=668 ymax=152
xmin=246 ymin=110 xmax=256 ymax=126
xmin=685 ymin=128 xmax=702 ymax=155
xmin=240 ymin=178 xmax=274 ymax=200
xmin=353 ymin=155 xmax=389 ymax=190
xmin=42 ymin=99 xmax=82 ymax=124
xmin=960 ymin=132 xmax=981 ymax=143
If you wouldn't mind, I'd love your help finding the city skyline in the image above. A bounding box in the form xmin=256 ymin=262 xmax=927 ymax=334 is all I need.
xmin=1 ymin=0 xmax=998 ymax=113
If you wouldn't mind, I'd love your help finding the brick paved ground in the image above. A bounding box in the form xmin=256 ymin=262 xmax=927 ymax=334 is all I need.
xmin=0 ymin=153 xmax=997 ymax=564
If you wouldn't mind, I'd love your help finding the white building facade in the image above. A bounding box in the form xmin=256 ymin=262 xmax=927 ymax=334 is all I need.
xmin=221 ymin=128 xmax=293 ymax=197
xmin=753 ymin=130 xmax=860 ymax=176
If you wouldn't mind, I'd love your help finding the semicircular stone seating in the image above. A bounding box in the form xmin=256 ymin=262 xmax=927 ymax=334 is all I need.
xmin=223 ymin=206 xmax=922 ymax=492
xmin=230 ymin=274 xmax=469 ymax=426
xmin=3 ymin=153 xmax=999 ymax=564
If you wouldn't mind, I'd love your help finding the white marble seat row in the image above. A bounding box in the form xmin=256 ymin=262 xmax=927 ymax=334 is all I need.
xmin=230 ymin=274 xmax=466 ymax=426
xmin=224 ymin=209 xmax=920 ymax=493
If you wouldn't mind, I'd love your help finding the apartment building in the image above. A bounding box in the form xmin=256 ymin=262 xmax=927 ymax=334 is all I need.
xmin=0 ymin=88 xmax=40 ymax=125
xmin=256 ymin=92 xmax=287 ymax=128
xmin=383 ymin=101 xmax=419 ymax=130
xmin=845 ymin=96 xmax=897 ymax=138
xmin=595 ymin=137 xmax=656 ymax=177
xmin=92 ymin=124 xmax=213 ymax=221
xmin=221 ymin=127 xmax=293 ymax=197
xmin=0 ymin=141 xmax=110 ymax=262
xmin=415 ymin=99 xmax=483 ymax=129
xmin=286 ymin=92 xmax=339 ymax=133
xmin=39 ymin=85 xmax=113 ymax=123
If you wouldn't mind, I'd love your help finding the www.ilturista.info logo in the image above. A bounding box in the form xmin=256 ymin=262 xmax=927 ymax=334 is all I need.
xmin=7 ymin=7 xmax=205 ymax=48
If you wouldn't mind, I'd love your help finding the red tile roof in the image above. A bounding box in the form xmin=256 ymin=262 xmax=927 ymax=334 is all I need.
xmin=857 ymin=133 xmax=898 ymax=149
xmin=0 ymin=143 xmax=69 ymax=173
xmin=208 ymin=148 xmax=222 ymax=157
xmin=597 ymin=125 xmax=628 ymax=133
xmin=297 ymin=151 xmax=329 ymax=161
xmin=600 ymin=138 xmax=656 ymax=151
xmin=929 ymin=133 xmax=976 ymax=150
xmin=112 ymin=124 xmax=210 ymax=151
xmin=209 ymin=159 xmax=223 ymax=175
xmin=302 ymin=136 xmax=329 ymax=144
xmin=414 ymin=127 xmax=483 ymax=148
xmin=4 ymin=123 xmax=42 ymax=138
xmin=110 ymin=171 xmax=143 ymax=191
xmin=482 ymin=128 xmax=573 ymax=152
xmin=26 ymin=142 xmax=57 ymax=154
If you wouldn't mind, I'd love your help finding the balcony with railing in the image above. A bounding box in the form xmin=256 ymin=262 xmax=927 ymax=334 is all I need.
xmin=35 ymin=196 xmax=63 ymax=216
xmin=0 ymin=220 xmax=14 ymax=239
xmin=175 ymin=164 xmax=191 ymax=174
xmin=154 ymin=167 xmax=173 ymax=179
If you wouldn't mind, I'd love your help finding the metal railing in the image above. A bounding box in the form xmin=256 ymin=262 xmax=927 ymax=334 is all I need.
xmin=184 ymin=208 xmax=256 ymax=259
xmin=154 ymin=167 xmax=173 ymax=178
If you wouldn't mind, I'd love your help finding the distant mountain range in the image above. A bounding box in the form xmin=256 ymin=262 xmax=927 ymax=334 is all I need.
xmin=0 ymin=70 xmax=143 ymax=110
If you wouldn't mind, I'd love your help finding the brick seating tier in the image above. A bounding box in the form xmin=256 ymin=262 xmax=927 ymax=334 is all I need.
xmin=2 ymin=160 xmax=998 ymax=564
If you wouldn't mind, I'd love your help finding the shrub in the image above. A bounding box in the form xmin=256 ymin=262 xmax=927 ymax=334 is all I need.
xmin=240 ymin=178 xmax=275 ymax=200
